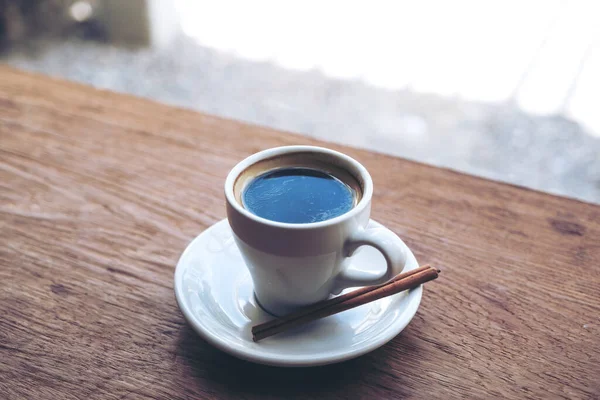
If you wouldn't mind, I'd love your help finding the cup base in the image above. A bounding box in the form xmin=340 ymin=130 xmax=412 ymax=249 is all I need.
xmin=253 ymin=292 xmax=280 ymax=317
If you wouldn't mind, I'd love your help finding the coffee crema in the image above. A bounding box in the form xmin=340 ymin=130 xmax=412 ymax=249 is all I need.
xmin=234 ymin=152 xmax=363 ymax=224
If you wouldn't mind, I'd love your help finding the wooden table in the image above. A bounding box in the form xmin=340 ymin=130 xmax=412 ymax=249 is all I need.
xmin=1 ymin=66 xmax=599 ymax=399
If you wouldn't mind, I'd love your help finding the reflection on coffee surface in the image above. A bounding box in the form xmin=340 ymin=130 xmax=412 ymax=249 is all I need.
xmin=242 ymin=167 xmax=357 ymax=223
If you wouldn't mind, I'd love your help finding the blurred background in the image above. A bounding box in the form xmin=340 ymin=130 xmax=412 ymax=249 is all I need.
xmin=1 ymin=0 xmax=599 ymax=203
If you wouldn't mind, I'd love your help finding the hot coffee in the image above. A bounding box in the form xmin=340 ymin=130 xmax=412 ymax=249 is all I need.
xmin=243 ymin=167 xmax=356 ymax=223
xmin=234 ymin=152 xmax=363 ymax=224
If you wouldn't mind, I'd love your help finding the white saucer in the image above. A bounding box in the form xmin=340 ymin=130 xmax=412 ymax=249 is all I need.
xmin=174 ymin=219 xmax=422 ymax=367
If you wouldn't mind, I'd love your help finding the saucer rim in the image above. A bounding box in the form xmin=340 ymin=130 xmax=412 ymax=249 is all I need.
xmin=174 ymin=218 xmax=423 ymax=367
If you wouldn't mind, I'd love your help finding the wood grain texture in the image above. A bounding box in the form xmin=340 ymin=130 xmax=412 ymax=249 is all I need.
xmin=1 ymin=66 xmax=599 ymax=399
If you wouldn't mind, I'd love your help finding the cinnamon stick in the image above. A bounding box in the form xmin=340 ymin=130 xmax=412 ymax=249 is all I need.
xmin=252 ymin=264 xmax=432 ymax=336
xmin=252 ymin=265 xmax=439 ymax=342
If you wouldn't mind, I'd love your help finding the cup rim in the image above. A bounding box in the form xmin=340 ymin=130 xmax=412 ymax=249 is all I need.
xmin=225 ymin=145 xmax=373 ymax=230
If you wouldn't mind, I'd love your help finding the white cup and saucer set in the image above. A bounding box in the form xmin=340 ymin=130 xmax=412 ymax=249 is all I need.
xmin=174 ymin=146 xmax=424 ymax=367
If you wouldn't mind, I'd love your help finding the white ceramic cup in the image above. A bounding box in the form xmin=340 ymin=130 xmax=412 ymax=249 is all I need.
xmin=225 ymin=146 xmax=407 ymax=316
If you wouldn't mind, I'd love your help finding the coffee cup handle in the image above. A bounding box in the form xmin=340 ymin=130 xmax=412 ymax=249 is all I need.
xmin=332 ymin=226 xmax=407 ymax=294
